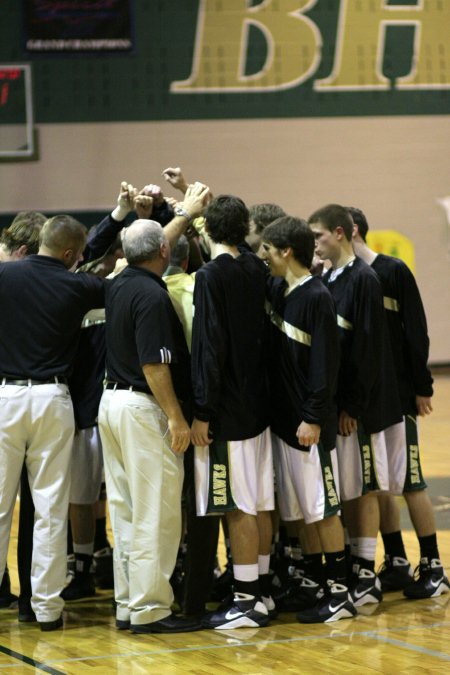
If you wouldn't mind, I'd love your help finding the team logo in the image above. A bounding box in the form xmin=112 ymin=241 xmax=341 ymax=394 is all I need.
xmin=362 ymin=443 xmax=372 ymax=486
xmin=409 ymin=444 xmax=421 ymax=485
xmin=212 ymin=463 xmax=227 ymax=506
xmin=324 ymin=466 xmax=339 ymax=507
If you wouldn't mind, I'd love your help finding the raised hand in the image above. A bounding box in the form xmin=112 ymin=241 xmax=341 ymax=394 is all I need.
xmin=134 ymin=193 xmax=154 ymax=220
xmin=118 ymin=181 xmax=137 ymax=211
xmin=181 ymin=182 xmax=211 ymax=219
xmin=162 ymin=167 xmax=189 ymax=194
xmin=141 ymin=183 xmax=164 ymax=207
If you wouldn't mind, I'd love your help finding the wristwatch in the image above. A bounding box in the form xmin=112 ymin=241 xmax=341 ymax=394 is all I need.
xmin=174 ymin=206 xmax=193 ymax=222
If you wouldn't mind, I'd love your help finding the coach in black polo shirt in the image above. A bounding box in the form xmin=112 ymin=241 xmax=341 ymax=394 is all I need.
xmin=0 ymin=215 xmax=104 ymax=631
xmin=99 ymin=214 xmax=205 ymax=634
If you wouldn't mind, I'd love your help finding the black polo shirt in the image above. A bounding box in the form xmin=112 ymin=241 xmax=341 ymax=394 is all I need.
xmin=104 ymin=265 xmax=190 ymax=400
xmin=0 ymin=254 xmax=104 ymax=379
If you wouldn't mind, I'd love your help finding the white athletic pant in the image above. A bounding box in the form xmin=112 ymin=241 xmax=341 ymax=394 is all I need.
xmin=0 ymin=383 xmax=74 ymax=622
xmin=99 ymin=389 xmax=184 ymax=626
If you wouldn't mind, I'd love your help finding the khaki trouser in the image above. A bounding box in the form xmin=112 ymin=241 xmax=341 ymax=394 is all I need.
xmin=99 ymin=389 xmax=184 ymax=626
xmin=0 ymin=383 xmax=74 ymax=622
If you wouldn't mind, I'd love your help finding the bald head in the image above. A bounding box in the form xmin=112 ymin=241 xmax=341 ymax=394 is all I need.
xmin=122 ymin=219 xmax=167 ymax=264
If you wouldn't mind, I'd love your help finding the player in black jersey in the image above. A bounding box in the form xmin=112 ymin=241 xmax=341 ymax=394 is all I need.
xmin=191 ymin=195 xmax=274 ymax=630
xmin=308 ymin=204 xmax=403 ymax=608
xmin=262 ymin=216 xmax=356 ymax=624
xmin=350 ymin=206 xmax=449 ymax=599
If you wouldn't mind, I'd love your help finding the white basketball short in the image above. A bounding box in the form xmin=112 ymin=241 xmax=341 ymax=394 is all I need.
xmin=272 ymin=434 xmax=341 ymax=524
xmin=385 ymin=415 xmax=427 ymax=495
xmin=70 ymin=426 xmax=104 ymax=504
xmin=195 ymin=427 xmax=274 ymax=516
xmin=336 ymin=427 xmax=389 ymax=501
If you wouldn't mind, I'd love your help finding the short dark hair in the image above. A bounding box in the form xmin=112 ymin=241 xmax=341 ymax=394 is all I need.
xmin=346 ymin=206 xmax=369 ymax=242
xmin=308 ymin=204 xmax=354 ymax=241
xmin=263 ymin=216 xmax=315 ymax=269
xmin=204 ymin=195 xmax=249 ymax=246
xmin=249 ymin=203 xmax=286 ymax=234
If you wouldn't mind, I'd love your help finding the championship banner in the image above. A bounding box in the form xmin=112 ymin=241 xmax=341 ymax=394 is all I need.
xmin=24 ymin=0 xmax=133 ymax=53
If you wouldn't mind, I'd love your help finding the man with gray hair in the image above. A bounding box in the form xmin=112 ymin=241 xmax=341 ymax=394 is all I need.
xmin=99 ymin=183 xmax=209 ymax=634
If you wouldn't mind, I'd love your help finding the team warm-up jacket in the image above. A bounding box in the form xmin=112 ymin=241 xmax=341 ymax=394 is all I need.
xmin=69 ymin=214 xmax=120 ymax=429
xmin=266 ymin=275 xmax=339 ymax=452
xmin=69 ymin=318 xmax=106 ymax=429
xmin=371 ymin=254 xmax=433 ymax=415
xmin=84 ymin=201 xmax=175 ymax=262
xmin=322 ymin=257 xmax=402 ymax=434
xmin=191 ymin=251 xmax=270 ymax=442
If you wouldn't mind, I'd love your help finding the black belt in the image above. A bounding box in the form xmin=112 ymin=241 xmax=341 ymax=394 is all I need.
xmin=1 ymin=376 xmax=68 ymax=386
xmin=104 ymin=382 xmax=151 ymax=395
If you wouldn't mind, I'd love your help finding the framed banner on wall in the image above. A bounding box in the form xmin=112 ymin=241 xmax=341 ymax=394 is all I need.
xmin=24 ymin=0 xmax=134 ymax=53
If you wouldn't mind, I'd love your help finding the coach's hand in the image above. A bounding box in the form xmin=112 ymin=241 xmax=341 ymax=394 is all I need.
xmin=168 ymin=414 xmax=191 ymax=454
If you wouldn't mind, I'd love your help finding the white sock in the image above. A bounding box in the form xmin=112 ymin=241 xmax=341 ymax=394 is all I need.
xmin=233 ymin=563 xmax=259 ymax=583
xmin=73 ymin=542 xmax=94 ymax=556
xmin=258 ymin=554 xmax=270 ymax=576
xmin=356 ymin=537 xmax=377 ymax=563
